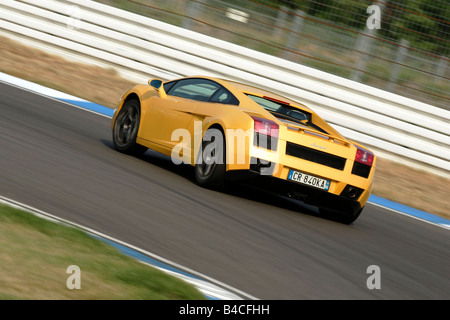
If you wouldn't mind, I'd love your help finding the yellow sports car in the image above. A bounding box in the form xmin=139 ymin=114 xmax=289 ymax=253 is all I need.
xmin=112 ymin=76 xmax=376 ymax=224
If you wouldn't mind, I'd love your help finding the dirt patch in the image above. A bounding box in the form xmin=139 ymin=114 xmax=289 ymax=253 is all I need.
xmin=0 ymin=36 xmax=134 ymax=108
xmin=0 ymin=35 xmax=448 ymax=220
xmin=373 ymin=158 xmax=449 ymax=219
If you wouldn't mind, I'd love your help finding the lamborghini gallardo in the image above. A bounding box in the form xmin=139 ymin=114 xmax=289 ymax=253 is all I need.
xmin=112 ymin=76 xmax=376 ymax=224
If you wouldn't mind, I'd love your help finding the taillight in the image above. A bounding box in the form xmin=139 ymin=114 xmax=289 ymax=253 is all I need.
xmin=251 ymin=116 xmax=279 ymax=150
xmin=252 ymin=117 xmax=279 ymax=138
xmin=355 ymin=146 xmax=374 ymax=166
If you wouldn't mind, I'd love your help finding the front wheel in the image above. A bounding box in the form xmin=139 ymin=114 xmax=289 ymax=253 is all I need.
xmin=112 ymin=99 xmax=147 ymax=156
xmin=195 ymin=128 xmax=226 ymax=189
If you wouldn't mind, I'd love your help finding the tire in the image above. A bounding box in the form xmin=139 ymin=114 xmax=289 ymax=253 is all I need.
xmin=319 ymin=206 xmax=363 ymax=225
xmin=195 ymin=128 xmax=226 ymax=189
xmin=112 ymin=99 xmax=147 ymax=156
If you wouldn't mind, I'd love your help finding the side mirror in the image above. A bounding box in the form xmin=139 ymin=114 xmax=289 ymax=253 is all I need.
xmin=149 ymin=79 xmax=163 ymax=89
xmin=148 ymin=79 xmax=167 ymax=98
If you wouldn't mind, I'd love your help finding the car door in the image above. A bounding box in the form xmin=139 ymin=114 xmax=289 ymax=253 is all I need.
xmin=139 ymin=78 xmax=222 ymax=152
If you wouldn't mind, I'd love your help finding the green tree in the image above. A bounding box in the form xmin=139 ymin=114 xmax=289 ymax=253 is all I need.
xmin=380 ymin=0 xmax=449 ymax=54
xmin=265 ymin=0 xmax=448 ymax=55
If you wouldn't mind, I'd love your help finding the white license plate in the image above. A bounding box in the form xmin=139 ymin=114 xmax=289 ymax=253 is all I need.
xmin=288 ymin=170 xmax=330 ymax=191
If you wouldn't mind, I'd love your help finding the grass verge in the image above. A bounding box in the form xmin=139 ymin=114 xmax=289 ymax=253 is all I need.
xmin=0 ymin=203 xmax=205 ymax=300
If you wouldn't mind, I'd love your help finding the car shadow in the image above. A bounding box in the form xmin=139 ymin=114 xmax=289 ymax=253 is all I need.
xmin=101 ymin=139 xmax=331 ymax=222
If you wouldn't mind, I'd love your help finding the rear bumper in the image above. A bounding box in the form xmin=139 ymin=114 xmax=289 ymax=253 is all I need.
xmin=226 ymin=169 xmax=363 ymax=216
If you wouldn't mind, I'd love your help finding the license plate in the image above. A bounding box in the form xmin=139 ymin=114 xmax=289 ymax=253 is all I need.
xmin=288 ymin=170 xmax=330 ymax=191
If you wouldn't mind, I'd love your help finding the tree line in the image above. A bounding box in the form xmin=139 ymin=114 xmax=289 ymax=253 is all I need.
xmin=266 ymin=0 xmax=449 ymax=55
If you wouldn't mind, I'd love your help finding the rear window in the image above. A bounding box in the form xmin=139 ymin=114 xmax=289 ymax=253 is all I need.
xmin=247 ymin=94 xmax=329 ymax=134
xmin=247 ymin=94 xmax=311 ymax=123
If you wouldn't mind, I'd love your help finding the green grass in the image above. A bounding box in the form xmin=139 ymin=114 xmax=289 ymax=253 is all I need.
xmin=0 ymin=203 xmax=206 ymax=300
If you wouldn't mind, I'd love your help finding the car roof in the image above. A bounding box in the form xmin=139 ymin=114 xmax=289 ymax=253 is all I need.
xmin=169 ymin=75 xmax=312 ymax=112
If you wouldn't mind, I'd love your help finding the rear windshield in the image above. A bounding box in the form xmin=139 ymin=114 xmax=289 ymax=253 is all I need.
xmin=247 ymin=94 xmax=311 ymax=123
xmin=247 ymin=94 xmax=328 ymax=134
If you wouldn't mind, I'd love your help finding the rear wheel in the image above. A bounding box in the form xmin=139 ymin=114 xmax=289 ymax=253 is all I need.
xmin=195 ymin=128 xmax=226 ymax=189
xmin=112 ymin=99 xmax=147 ymax=156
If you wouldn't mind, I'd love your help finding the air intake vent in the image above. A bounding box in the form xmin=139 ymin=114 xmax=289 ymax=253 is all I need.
xmin=352 ymin=162 xmax=371 ymax=178
xmin=286 ymin=142 xmax=346 ymax=170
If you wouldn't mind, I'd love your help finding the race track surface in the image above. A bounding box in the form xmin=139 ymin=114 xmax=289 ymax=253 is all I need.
xmin=0 ymin=82 xmax=449 ymax=299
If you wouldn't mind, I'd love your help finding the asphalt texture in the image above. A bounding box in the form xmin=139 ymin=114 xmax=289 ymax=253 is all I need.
xmin=0 ymin=82 xmax=449 ymax=299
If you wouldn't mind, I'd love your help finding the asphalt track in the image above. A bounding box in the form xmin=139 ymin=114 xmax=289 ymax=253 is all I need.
xmin=0 ymin=81 xmax=449 ymax=299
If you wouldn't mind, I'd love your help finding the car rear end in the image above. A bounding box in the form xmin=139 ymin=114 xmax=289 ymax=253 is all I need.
xmin=239 ymin=92 xmax=376 ymax=223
